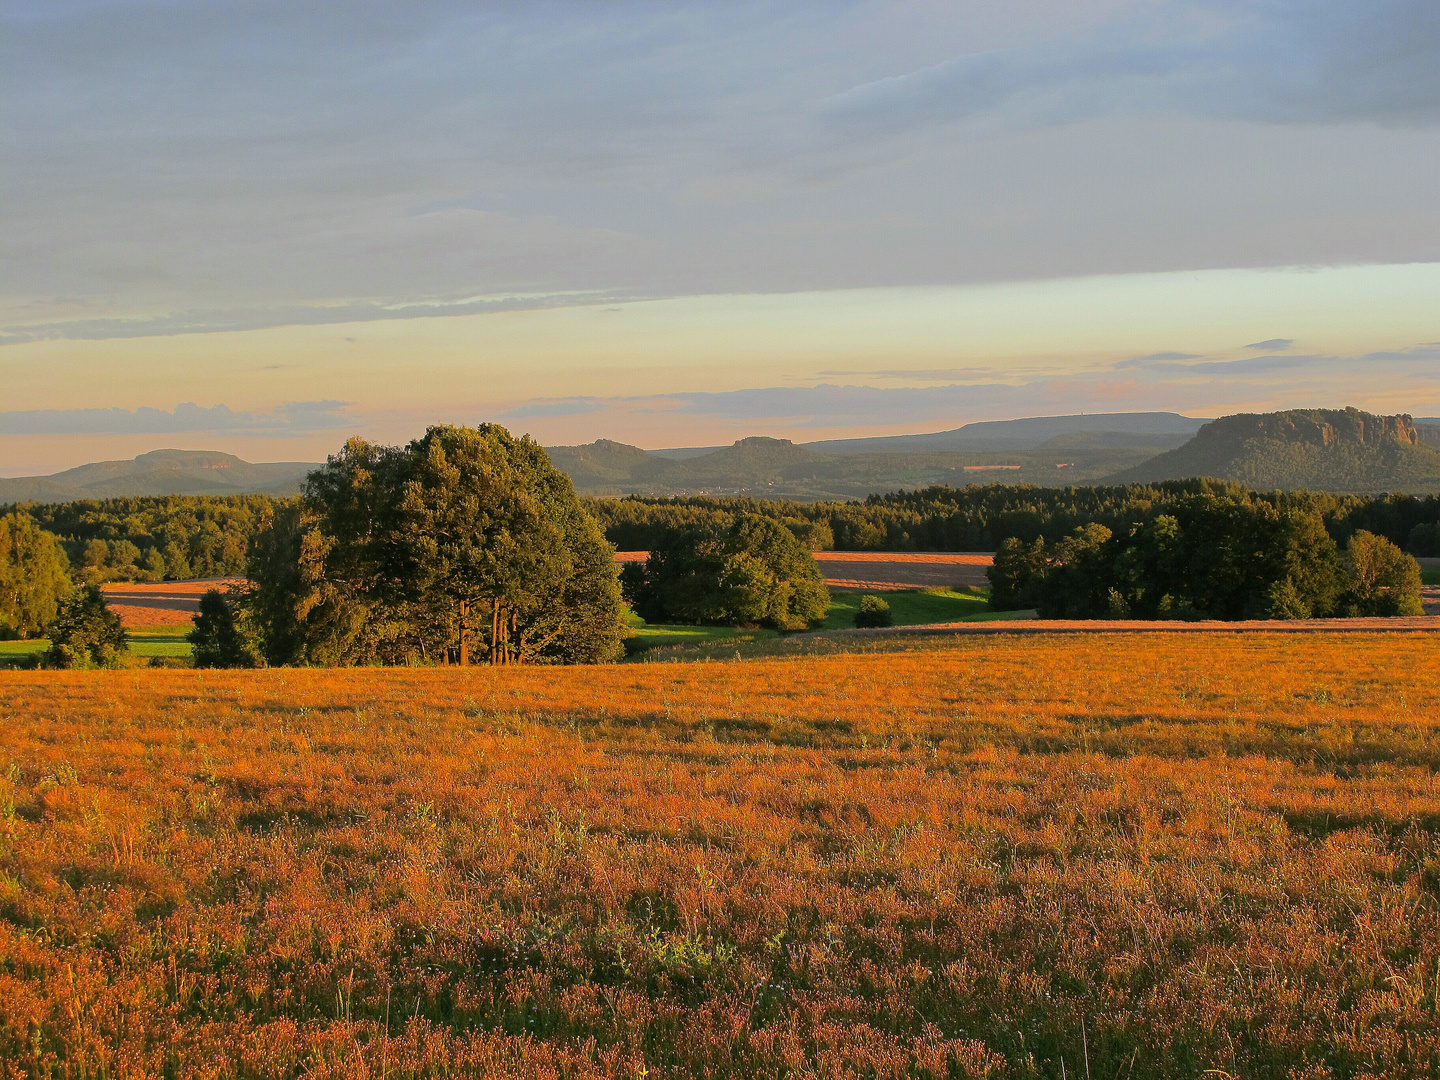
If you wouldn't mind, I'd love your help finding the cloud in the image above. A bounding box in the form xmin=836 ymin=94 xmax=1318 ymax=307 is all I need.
xmin=1246 ymin=338 xmax=1294 ymax=350
xmin=642 ymin=383 xmax=1138 ymax=429
xmin=5 ymin=1 xmax=1440 ymax=341
xmin=823 ymin=1 xmax=1440 ymax=132
xmin=487 ymin=341 xmax=1440 ymax=433
xmin=1123 ymin=352 xmax=1203 ymax=365
xmin=497 ymin=398 xmax=603 ymax=420
xmin=813 ymin=368 xmax=999 ymax=381
xmin=0 ymin=291 xmax=644 ymax=344
xmin=0 ymin=401 xmax=351 ymax=435
xmin=1107 ymin=342 xmax=1440 ymax=377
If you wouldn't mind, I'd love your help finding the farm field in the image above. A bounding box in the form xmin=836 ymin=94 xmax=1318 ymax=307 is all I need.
xmin=3 ymin=634 xmax=1440 ymax=1077
xmin=0 ymin=627 xmax=193 ymax=669
xmin=99 ymin=579 xmax=243 ymax=628
xmin=819 ymin=588 xmax=998 ymax=630
xmin=613 ymin=551 xmax=994 ymax=592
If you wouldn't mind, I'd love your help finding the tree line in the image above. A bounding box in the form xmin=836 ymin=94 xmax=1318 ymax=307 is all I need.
xmin=6 ymin=457 xmax=1437 ymax=657
xmin=587 ymin=482 xmax=1440 ymax=555
xmin=988 ymin=494 xmax=1423 ymax=620
xmin=9 ymin=481 xmax=1440 ymax=580
xmin=13 ymin=496 xmax=264 ymax=583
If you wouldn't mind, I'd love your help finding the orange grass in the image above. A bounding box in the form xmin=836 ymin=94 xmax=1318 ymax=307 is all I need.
xmin=2 ymin=634 xmax=1440 ymax=1078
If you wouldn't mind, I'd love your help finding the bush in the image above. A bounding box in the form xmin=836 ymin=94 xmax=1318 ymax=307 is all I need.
xmin=44 ymin=586 xmax=128 ymax=668
xmin=853 ymin=594 xmax=893 ymax=628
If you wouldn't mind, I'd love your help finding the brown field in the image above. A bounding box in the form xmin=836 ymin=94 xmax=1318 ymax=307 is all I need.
xmin=615 ymin=551 xmax=995 ymax=591
xmin=4 ymin=634 xmax=1440 ymax=1078
xmin=98 ymin=579 xmax=241 ymax=628
xmin=839 ymin=616 xmax=1438 ymax=636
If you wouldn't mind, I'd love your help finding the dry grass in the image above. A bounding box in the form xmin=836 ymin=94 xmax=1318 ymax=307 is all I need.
xmin=2 ymin=634 xmax=1440 ymax=1078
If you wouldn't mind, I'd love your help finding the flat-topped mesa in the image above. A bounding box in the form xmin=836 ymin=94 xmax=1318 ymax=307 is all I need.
xmin=1204 ymin=407 xmax=1418 ymax=449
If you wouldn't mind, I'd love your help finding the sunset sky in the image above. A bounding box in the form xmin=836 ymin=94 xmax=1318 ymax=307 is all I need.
xmin=3 ymin=1 xmax=1438 ymax=474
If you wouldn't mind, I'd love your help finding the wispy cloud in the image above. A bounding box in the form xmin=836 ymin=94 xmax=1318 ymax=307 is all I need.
xmin=813 ymin=368 xmax=999 ymax=381
xmin=4 ymin=1 xmax=1439 ymax=342
xmin=0 ymin=292 xmax=645 ymax=344
xmin=1246 ymin=338 xmax=1294 ymax=350
xmin=823 ymin=1 xmax=1440 ymax=133
xmin=497 ymin=398 xmax=603 ymax=420
xmin=0 ymin=401 xmax=352 ymax=435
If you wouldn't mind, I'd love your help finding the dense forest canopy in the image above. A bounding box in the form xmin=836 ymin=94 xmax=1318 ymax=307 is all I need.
xmin=11 ymin=495 xmax=267 ymax=582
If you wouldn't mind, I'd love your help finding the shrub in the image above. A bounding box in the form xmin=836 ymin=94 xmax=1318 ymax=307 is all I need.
xmin=44 ymin=585 xmax=128 ymax=668
xmin=853 ymin=594 xmax=893 ymax=628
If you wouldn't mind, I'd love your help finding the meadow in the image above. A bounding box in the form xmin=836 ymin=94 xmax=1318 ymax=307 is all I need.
xmin=3 ymin=633 xmax=1439 ymax=1078
xmin=0 ymin=626 xmax=194 ymax=669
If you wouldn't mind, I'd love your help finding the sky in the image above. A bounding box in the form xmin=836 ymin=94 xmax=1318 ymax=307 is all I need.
xmin=3 ymin=0 xmax=1439 ymax=473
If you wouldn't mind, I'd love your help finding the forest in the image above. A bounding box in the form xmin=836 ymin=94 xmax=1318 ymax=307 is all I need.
xmin=14 ymin=495 xmax=269 ymax=582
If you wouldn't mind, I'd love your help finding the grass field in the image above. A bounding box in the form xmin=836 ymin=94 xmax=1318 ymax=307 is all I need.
xmin=3 ymin=633 xmax=1439 ymax=1077
xmin=0 ymin=626 xmax=194 ymax=668
xmin=625 ymin=589 xmax=1000 ymax=658
xmin=1422 ymin=568 xmax=1440 ymax=586
xmin=819 ymin=587 xmax=994 ymax=630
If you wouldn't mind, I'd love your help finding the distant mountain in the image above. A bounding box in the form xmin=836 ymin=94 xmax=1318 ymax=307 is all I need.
xmin=0 ymin=450 xmax=317 ymax=502
xmin=1109 ymin=408 xmax=1440 ymax=493
xmin=803 ymin=412 xmax=1206 ymax=454
xmin=14 ymin=409 xmax=1432 ymax=505
xmin=546 ymin=421 xmax=1214 ymax=499
xmin=544 ymin=439 xmax=662 ymax=488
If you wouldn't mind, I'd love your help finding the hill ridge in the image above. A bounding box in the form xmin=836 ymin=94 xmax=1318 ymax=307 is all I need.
xmin=1109 ymin=407 xmax=1440 ymax=493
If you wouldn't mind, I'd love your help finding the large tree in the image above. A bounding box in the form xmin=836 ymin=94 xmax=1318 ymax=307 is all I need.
xmin=621 ymin=513 xmax=829 ymax=630
xmin=245 ymin=426 xmax=625 ymax=665
xmin=1341 ymin=531 xmax=1423 ymax=616
xmin=0 ymin=511 xmax=72 ymax=639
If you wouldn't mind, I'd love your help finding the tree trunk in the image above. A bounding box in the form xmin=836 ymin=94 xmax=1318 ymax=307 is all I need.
xmin=491 ymin=598 xmax=501 ymax=665
xmin=458 ymin=599 xmax=469 ymax=667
